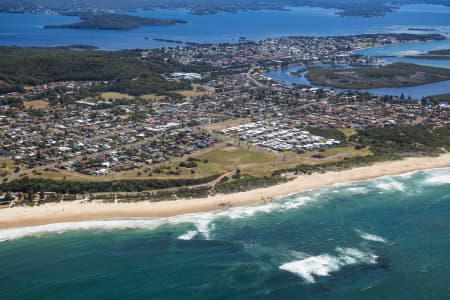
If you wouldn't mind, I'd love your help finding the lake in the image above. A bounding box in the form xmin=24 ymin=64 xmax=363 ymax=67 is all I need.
xmin=0 ymin=4 xmax=449 ymax=50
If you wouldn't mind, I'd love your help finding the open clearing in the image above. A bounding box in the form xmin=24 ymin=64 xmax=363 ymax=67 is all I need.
xmin=23 ymin=100 xmax=49 ymax=109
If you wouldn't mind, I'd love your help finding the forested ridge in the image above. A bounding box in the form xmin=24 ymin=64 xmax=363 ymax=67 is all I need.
xmin=0 ymin=46 xmax=191 ymax=95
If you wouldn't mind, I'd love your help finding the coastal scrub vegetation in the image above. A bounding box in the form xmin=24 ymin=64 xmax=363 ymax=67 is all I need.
xmin=214 ymin=173 xmax=291 ymax=194
xmin=0 ymin=174 xmax=221 ymax=194
xmin=354 ymin=125 xmax=450 ymax=156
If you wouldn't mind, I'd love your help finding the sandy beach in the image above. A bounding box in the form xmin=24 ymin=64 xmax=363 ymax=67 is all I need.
xmin=1 ymin=154 xmax=449 ymax=230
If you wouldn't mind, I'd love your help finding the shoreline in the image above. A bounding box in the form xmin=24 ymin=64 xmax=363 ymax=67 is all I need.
xmin=1 ymin=154 xmax=449 ymax=230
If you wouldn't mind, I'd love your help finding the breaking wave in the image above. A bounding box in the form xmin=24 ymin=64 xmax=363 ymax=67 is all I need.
xmin=1 ymin=168 xmax=447 ymax=243
xmin=355 ymin=229 xmax=387 ymax=243
xmin=0 ymin=219 xmax=165 ymax=243
xmin=375 ymin=181 xmax=406 ymax=192
xmin=279 ymin=247 xmax=378 ymax=283
xmin=177 ymin=230 xmax=198 ymax=240
xmin=345 ymin=187 xmax=369 ymax=194
xmin=424 ymin=174 xmax=450 ymax=186
xmin=0 ymin=195 xmax=314 ymax=243
xmin=172 ymin=195 xmax=313 ymax=239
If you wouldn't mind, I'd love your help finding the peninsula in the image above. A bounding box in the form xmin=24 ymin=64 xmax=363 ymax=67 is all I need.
xmin=44 ymin=14 xmax=187 ymax=30
xmin=306 ymin=62 xmax=450 ymax=89
xmin=406 ymin=49 xmax=450 ymax=59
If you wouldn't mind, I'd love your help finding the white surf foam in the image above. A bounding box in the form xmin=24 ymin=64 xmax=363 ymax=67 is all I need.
xmin=179 ymin=196 xmax=313 ymax=238
xmin=0 ymin=195 xmax=317 ymax=243
xmin=177 ymin=230 xmax=198 ymax=240
xmin=279 ymin=247 xmax=377 ymax=283
xmin=345 ymin=187 xmax=369 ymax=194
xmin=280 ymin=254 xmax=341 ymax=283
xmin=355 ymin=229 xmax=387 ymax=243
xmin=0 ymin=219 xmax=165 ymax=243
xmin=281 ymin=196 xmax=312 ymax=210
xmin=424 ymin=174 xmax=450 ymax=186
xmin=167 ymin=212 xmax=217 ymax=240
xmin=375 ymin=181 xmax=406 ymax=192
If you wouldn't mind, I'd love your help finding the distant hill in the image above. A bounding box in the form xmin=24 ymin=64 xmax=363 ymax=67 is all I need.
xmin=44 ymin=14 xmax=187 ymax=30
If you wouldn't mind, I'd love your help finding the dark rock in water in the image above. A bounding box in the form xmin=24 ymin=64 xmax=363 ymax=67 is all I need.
xmin=376 ymin=255 xmax=390 ymax=270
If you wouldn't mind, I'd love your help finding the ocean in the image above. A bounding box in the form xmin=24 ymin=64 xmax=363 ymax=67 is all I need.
xmin=0 ymin=168 xmax=449 ymax=299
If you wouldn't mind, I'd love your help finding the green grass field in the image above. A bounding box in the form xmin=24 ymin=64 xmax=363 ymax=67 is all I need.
xmin=338 ymin=128 xmax=357 ymax=139
xmin=100 ymin=92 xmax=135 ymax=100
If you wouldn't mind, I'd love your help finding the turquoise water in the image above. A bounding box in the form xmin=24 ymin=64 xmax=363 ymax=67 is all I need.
xmin=0 ymin=4 xmax=450 ymax=49
xmin=0 ymin=168 xmax=449 ymax=299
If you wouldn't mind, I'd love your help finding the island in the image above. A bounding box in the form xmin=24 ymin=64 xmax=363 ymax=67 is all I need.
xmin=153 ymin=38 xmax=185 ymax=44
xmin=289 ymin=67 xmax=306 ymax=76
xmin=406 ymin=49 xmax=450 ymax=59
xmin=407 ymin=28 xmax=436 ymax=32
xmin=44 ymin=14 xmax=187 ymax=30
xmin=305 ymin=62 xmax=450 ymax=89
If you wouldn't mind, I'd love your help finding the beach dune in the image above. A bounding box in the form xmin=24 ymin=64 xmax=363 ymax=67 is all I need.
xmin=1 ymin=154 xmax=449 ymax=230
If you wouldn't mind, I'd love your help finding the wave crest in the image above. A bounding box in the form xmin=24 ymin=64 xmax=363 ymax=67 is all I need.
xmin=424 ymin=175 xmax=450 ymax=186
xmin=177 ymin=230 xmax=198 ymax=240
xmin=375 ymin=181 xmax=405 ymax=192
xmin=355 ymin=229 xmax=387 ymax=243
xmin=279 ymin=247 xmax=377 ymax=283
xmin=0 ymin=195 xmax=316 ymax=243
xmin=0 ymin=219 xmax=165 ymax=243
